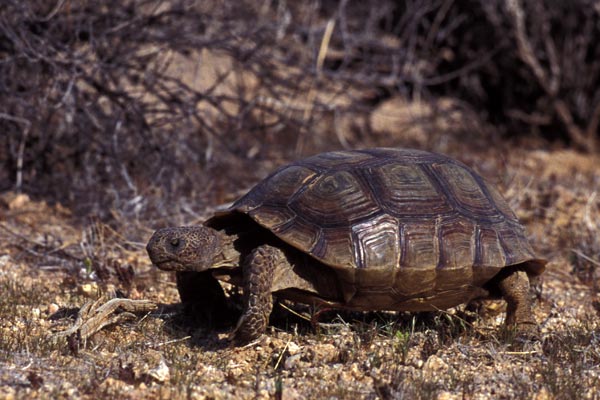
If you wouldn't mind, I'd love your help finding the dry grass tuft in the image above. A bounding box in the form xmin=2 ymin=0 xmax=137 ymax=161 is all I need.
xmin=1 ymin=147 xmax=599 ymax=398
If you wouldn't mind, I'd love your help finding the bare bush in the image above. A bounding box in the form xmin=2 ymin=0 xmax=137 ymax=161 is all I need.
xmin=0 ymin=0 xmax=397 ymax=222
xmin=0 ymin=0 xmax=599 ymax=223
xmin=491 ymin=0 xmax=600 ymax=152
xmin=0 ymin=0 xmax=344 ymax=220
xmin=324 ymin=0 xmax=600 ymax=151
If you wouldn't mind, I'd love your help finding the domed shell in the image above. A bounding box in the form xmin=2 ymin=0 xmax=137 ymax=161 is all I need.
xmin=218 ymin=149 xmax=544 ymax=286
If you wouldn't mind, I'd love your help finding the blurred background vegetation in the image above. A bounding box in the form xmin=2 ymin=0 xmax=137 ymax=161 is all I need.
xmin=1 ymin=0 xmax=599 ymax=224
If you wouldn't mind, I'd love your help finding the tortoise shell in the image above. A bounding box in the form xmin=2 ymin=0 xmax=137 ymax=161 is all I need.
xmin=209 ymin=148 xmax=544 ymax=310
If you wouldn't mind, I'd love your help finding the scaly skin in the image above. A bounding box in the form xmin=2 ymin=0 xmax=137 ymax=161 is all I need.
xmin=147 ymin=226 xmax=298 ymax=343
xmin=232 ymin=245 xmax=285 ymax=343
xmin=146 ymin=226 xmax=241 ymax=330
xmin=497 ymin=270 xmax=538 ymax=337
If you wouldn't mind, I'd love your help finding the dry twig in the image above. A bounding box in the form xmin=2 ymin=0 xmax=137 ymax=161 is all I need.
xmin=52 ymin=296 xmax=157 ymax=343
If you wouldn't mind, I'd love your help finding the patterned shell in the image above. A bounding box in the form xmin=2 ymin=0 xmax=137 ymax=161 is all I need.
xmin=221 ymin=148 xmax=544 ymax=291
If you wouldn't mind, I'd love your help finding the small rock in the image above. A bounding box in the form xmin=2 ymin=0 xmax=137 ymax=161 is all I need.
xmin=147 ymin=356 xmax=170 ymax=383
xmin=284 ymin=354 xmax=302 ymax=370
xmin=48 ymin=303 xmax=59 ymax=314
xmin=348 ymin=363 xmax=363 ymax=380
xmin=7 ymin=193 xmax=31 ymax=209
xmin=0 ymin=254 xmax=11 ymax=268
xmin=437 ymin=391 xmax=457 ymax=400
xmin=115 ymin=350 xmax=170 ymax=384
xmin=31 ymin=308 xmax=41 ymax=318
xmin=534 ymin=387 xmax=551 ymax=400
xmin=286 ymin=341 xmax=301 ymax=355
xmin=80 ymin=283 xmax=98 ymax=297
xmin=423 ymin=355 xmax=448 ymax=373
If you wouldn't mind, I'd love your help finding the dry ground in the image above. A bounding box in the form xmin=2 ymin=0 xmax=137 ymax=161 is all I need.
xmin=2 ymin=1 xmax=600 ymax=398
xmin=1 ymin=145 xmax=599 ymax=399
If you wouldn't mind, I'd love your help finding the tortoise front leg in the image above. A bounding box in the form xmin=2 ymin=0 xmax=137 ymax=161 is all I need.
xmin=176 ymin=271 xmax=231 ymax=327
xmin=498 ymin=270 xmax=538 ymax=336
xmin=233 ymin=245 xmax=285 ymax=343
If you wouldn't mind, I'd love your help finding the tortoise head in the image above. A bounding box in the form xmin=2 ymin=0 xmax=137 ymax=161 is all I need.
xmin=146 ymin=226 xmax=224 ymax=272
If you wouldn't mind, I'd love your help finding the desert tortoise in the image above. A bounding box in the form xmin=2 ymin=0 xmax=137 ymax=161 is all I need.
xmin=146 ymin=148 xmax=546 ymax=343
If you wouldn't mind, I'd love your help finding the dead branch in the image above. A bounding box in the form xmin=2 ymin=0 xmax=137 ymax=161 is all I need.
xmin=52 ymin=296 xmax=157 ymax=344
xmin=2 ymin=0 xmax=600 ymax=226
xmin=505 ymin=0 xmax=598 ymax=152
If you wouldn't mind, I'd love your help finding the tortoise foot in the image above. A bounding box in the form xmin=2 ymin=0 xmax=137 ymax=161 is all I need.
xmin=504 ymin=321 xmax=540 ymax=343
xmin=231 ymin=311 xmax=267 ymax=344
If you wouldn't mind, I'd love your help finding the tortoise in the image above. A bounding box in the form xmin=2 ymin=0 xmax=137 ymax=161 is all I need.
xmin=146 ymin=148 xmax=546 ymax=343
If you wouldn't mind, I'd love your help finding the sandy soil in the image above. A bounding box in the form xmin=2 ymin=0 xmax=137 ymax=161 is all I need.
xmin=1 ymin=144 xmax=599 ymax=400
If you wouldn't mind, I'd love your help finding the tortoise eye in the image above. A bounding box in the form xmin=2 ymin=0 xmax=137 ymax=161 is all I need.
xmin=170 ymin=238 xmax=181 ymax=248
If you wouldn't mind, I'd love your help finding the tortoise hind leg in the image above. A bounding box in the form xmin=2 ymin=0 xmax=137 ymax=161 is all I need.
xmin=497 ymin=269 xmax=538 ymax=336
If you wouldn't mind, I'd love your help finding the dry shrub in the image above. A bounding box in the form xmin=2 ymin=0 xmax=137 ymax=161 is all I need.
xmin=1 ymin=0 xmax=599 ymax=223
xmin=0 ymin=0 xmax=369 ymax=221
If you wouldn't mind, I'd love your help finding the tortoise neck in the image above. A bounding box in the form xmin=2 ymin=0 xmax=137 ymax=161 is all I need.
xmin=211 ymin=231 xmax=241 ymax=268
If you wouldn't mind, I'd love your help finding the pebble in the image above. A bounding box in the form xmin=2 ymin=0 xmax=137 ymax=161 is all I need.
xmin=80 ymin=283 xmax=98 ymax=297
xmin=437 ymin=391 xmax=457 ymax=400
xmin=147 ymin=357 xmax=170 ymax=383
xmin=533 ymin=387 xmax=551 ymax=400
xmin=8 ymin=193 xmax=30 ymax=209
xmin=0 ymin=254 xmax=11 ymax=268
xmin=423 ymin=355 xmax=448 ymax=373
xmin=48 ymin=303 xmax=59 ymax=314
xmin=286 ymin=341 xmax=301 ymax=355
xmin=284 ymin=354 xmax=302 ymax=370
